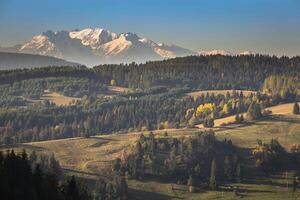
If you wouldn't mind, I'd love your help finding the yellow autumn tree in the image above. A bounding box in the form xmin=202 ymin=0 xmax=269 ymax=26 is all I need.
xmin=196 ymin=103 xmax=215 ymax=117
xmin=110 ymin=79 xmax=117 ymax=86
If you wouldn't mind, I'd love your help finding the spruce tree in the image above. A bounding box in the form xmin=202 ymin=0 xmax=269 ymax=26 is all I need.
xmin=240 ymin=114 xmax=244 ymax=122
xmin=65 ymin=176 xmax=80 ymax=200
xmin=293 ymin=102 xmax=300 ymax=114
xmin=224 ymin=156 xmax=232 ymax=181
xmin=187 ymin=175 xmax=195 ymax=193
xmin=236 ymin=163 xmax=241 ymax=183
xmin=209 ymin=159 xmax=217 ymax=190
xmin=247 ymin=102 xmax=262 ymax=120
xmin=95 ymin=178 xmax=106 ymax=200
xmin=235 ymin=114 xmax=240 ymax=123
xmin=106 ymin=182 xmax=115 ymax=200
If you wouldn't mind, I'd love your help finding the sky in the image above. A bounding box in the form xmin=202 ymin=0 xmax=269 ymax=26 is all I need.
xmin=0 ymin=0 xmax=300 ymax=56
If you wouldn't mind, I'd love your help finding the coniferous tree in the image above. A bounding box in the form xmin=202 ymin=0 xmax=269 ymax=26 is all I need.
xmin=293 ymin=102 xmax=300 ymax=114
xmin=33 ymin=164 xmax=43 ymax=199
xmin=65 ymin=176 xmax=80 ymax=200
xmin=247 ymin=102 xmax=262 ymax=120
xmin=235 ymin=114 xmax=240 ymax=123
xmin=209 ymin=159 xmax=217 ymax=190
xmin=95 ymin=178 xmax=106 ymax=200
xmin=224 ymin=156 xmax=232 ymax=181
xmin=187 ymin=175 xmax=195 ymax=193
xmin=236 ymin=163 xmax=241 ymax=183
xmin=105 ymin=182 xmax=114 ymax=200
xmin=240 ymin=114 xmax=244 ymax=122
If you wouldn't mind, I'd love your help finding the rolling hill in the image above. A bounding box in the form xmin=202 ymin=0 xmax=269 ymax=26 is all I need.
xmin=0 ymin=52 xmax=80 ymax=70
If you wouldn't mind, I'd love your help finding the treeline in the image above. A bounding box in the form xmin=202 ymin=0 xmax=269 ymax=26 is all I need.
xmin=95 ymin=55 xmax=300 ymax=89
xmin=0 ymin=66 xmax=98 ymax=85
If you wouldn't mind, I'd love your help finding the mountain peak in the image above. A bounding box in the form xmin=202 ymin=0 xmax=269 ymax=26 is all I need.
xmin=69 ymin=28 xmax=118 ymax=48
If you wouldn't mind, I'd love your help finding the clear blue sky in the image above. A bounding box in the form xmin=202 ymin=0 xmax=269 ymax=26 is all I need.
xmin=0 ymin=0 xmax=300 ymax=56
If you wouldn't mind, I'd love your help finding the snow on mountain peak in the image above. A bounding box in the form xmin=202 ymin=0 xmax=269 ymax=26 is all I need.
xmin=99 ymin=34 xmax=133 ymax=56
xmin=238 ymin=51 xmax=257 ymax=55
xmin=20 ymin=34 xmax=62 ymax=58
xmin=139 ymin=37 xmax=158 ymax=47
xmin=199 ymin=49 xmax=234 ymax=56
xmin=69 ymin=28 xmax=118 ymax=49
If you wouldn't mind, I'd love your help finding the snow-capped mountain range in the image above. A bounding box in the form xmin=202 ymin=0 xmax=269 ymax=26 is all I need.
xmin=198 ymin=50 xmax=257 ymax=56
xmin=7 ymin=28 xmax=195 ymax=66
xmin=0 ymin=27 xmax=257 ymax=66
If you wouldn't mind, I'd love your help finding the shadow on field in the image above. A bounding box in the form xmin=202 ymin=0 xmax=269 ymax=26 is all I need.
xmin=129 ymin=188 xmax=182 ymax=200
xmin=221 ymin=184 xmax=272 ymax=194
xmin=90 ymin=136 xmax=117 ymax=142
xmin=242 ymin=177 xmax=288 ymax=188
xmin=63 ymin=168 xmax=110 ymax=180
xmin=1 ymin=143 xmax=47 ymax=152
xmin=214 ymin=121 xmax=257 ymax=131
xmin=265 ymin=115 xmax=300 ymax=124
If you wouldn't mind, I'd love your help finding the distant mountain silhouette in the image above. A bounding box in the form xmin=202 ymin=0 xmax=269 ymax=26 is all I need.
xmin=0 ymin=52 xmax=81 ymax=70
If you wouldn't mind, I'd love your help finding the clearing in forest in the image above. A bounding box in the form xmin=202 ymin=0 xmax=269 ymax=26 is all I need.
xmin=40 ymin=90 xmax=81 ymax=106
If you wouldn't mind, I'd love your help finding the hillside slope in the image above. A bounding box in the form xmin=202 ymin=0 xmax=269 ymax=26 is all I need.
xmin=0 ymin=52 xmax=81 ymax=70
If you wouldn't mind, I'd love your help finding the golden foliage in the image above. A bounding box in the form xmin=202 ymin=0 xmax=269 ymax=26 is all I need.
xmin=196 ymin=103 xmax=215 ymax=116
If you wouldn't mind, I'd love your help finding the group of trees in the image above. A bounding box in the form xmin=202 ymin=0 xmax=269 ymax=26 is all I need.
xmin=94 ymin=175 xmax=128 ymax=200
xmin=116 ymin=131 xmax=242 ymax=191
xmin=0 ymin=149 xmax=92 ymax=200
xmin=252 ymin=139 xmax=289 ymax=172
xmin=262 ymin=75 xmax=300 ymax=101
xmin=0 ymin=149 xmax=129 ymax=200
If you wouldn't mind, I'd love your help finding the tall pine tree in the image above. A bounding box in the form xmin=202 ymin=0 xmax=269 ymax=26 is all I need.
xmin=293 ymin=102 xmax=300 ymax=114
xmin=209 ymin=159 xmax=217 ymax=190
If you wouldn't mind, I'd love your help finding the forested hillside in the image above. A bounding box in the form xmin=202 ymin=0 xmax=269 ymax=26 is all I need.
xmin=2 ymin=55 xmax=300 ymax=90
xmin=0 ymin=55 xmax=300 ymax=144
xmin=95 ymin=55 xmax=300 ymax=89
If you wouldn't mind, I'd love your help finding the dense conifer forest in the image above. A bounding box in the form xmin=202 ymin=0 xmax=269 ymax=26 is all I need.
xmin=0 ymin=55 xmax=299 ymax=144
xmin=0 ymin=150 xmax=128 ymax=200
